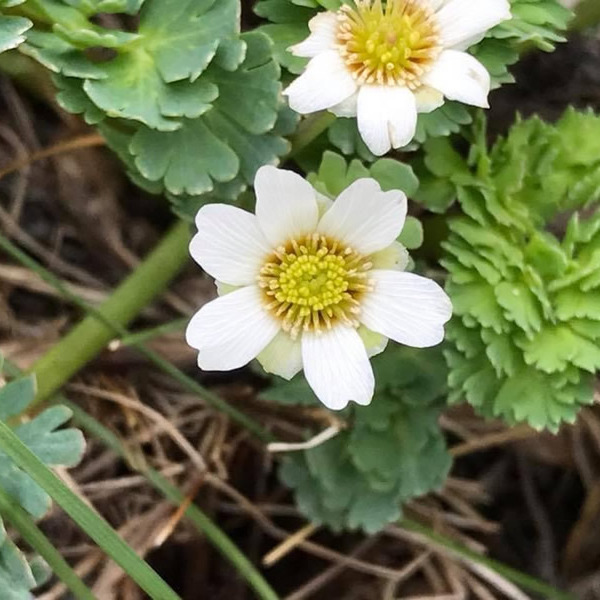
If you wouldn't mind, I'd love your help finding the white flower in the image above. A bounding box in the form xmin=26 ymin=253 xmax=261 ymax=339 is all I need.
xmin=283 ymin=0 xmax=511 ymax=156
xmin=186 ymin=166 xmax=452 ymax=411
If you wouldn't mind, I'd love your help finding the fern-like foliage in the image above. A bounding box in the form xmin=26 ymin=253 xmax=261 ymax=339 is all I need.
xmin=0 ymin=359 xmax=86 ymax=597
xmin=254 ymin=0 xmax=571 ymax=155
xmin=11 ymin=0 xmax=289 ymax=218
xmin=263 ymin=345 xmax=452 ymax=533
xmin=421 ymin=110 xmax=600 ymax=431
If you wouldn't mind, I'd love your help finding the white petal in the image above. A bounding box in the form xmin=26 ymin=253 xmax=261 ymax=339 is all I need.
xmin=191 ymin=204 xmax=270 ymax=286
xmin=284 ymin=51 xmax=357 ymax=114
xmin=358 ymin=325 xmax=389 ymax=359
xmin=330 ymin=92 xmax=358 ymax=117
xmin=290 ymin=12 xmax=338 ymax=58
xmin=317 ymin=178 xmax=407 ymax=255
xmin=360 ymin=270 xmax=453 ymax=348
xmin=254 ymin=166 xmax=319 ymax=247
xmin=316 ymin=191 xmax=334 ymax=217
xmin=436 ymin=0 xmax=511 ymax=49
xmin=414 ymin=86 xmax=445 ymax=114
xmin=422 ymin=50 xmax=491 ymax=108
xmin=215 ymin=281 xmax=238 ymax=296
xmin=357 ymin=84 xmax=418 ymax=156
xmin=302 ymin=326 xmax=374 ymax=410
xmin=186 ymin=286 xmax=279 ymax=371
xmin=257 ymin=331 xmax=303 ymax=380
xmin=371 ymin=242 xmax=409 ymax=271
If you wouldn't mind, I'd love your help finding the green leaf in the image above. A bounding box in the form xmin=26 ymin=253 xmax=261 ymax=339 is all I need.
xmin=518 ymin=325 xmax=600 ymax=374
xmin=279 ymin=347 xmax=451 ymax=533
xmin=370 ymin=158 xmax=419 ymax=196
xmin=328 ymin=118 xmax=376 ymax=162
xmin=130 ymin=118 xmax=239 ymax=194
xmin=414 ymin=102 xmax=473 ymax=144
xmin=255 ymin=0 xmax=316 ymax=23
xmin=127 ymin=32 xmax=286 ymax=198
xmin=555 ymin=287 xmax=600 ymax=321
xmin=0 ymin=376 xmax=36 ymax=421
xmin=83 ymin=30 xmax=288 ymax=214
xmin=309 ymin=151 xmax=420 ymax=206
xmin=481 ymin=328 xmax=522 ymax=377
xmin=21 ymin=30 xmax=106 ymax=78
xmin=61 ymin=0 xmax=146 ymax=15
xmin=84 ymin=56 xmax=220 ymax=131
xmin=0 ymin=538 xmax=38 ymax=600
xmin=495 ymin=280 xmax=543 ymax=337
xmin=398 ymin=216 xmax=423 ymax=250
xmin=448 ymin=281 xmax=507 ymax=333
xmin=255 ymin=23 xmax=308 ymax=73
xmin=0 ymin=15 xmax=32 ymax=54
xmin=556 ymin=107 xmax=600 ymax=167
xmin=75 ymin=0 xmax=240 ymax=129
xmin=0 ymin=406 xmax=84 ymax=518
xmin=259 ymin=374 xmax=319 ymax=406
xmin=494 ymin=368 xmax=592 ymax=432
xmin=53 ymin=73 xmax=105 ymax=124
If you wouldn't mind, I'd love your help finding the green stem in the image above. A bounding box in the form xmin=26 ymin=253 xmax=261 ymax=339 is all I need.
xmin=27 ymin=220 xmax=191 ymax=402
xmin=571 ymin=0 xmax=600 ymax=31
xmin=0 ymin=487 xmax=95 ymax=600
xmin=289 ymin=111 xmax=335 ymax=158
xmin=0 ymin=419 xmax=180 ymax=600
xmin=65 ymin=400 xmax=280 ymax=600
xmin=402 ymin=519 xmax=575 ymax=600
xmin=0 ymin=231 xmax=274 ymax=442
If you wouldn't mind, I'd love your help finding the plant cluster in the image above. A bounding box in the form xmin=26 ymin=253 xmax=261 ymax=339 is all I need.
xmin=417 ymin=110 xmax=600 ymax=431
xmin=4 ymin=0 xmax=292 ymax=218
xmin=1 ymin=0 xmax=599 ymax=596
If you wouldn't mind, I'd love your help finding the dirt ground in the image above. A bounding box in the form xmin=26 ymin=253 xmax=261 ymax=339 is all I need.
xmin=0 ymin=19 xmax=600 ymax=600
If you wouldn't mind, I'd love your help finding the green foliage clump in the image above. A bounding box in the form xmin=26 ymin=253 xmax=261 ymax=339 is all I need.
xmin=14 ymin=0 xmax=289 ymax=218
xmin=262 ymin=346 xmax=452 ymax=533
xmin=423 ymin=110 xmax=600 ymax=431
xmin=0 ymin=359 xmax=85 ymax=597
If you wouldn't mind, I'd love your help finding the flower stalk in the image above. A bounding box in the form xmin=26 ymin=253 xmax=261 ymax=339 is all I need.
xmin=27 ymin=220 xmax=191 ymax=402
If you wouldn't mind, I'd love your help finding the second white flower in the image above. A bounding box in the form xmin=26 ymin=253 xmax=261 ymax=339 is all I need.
xmin=284 ymin=0 xmax=511 ymax=155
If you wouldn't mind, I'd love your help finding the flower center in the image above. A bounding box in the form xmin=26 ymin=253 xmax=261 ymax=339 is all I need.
xmin=336 ymin=0 xmax=440 ymax=88
xmin=259 ymin=234 xmax=373 ymax=338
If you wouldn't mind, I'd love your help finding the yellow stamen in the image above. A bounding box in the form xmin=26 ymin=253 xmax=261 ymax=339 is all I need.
xmin=336 ymin=0 xmax=440 ymax=89
xmin=259 ymin=234 xmax=373 ymax=338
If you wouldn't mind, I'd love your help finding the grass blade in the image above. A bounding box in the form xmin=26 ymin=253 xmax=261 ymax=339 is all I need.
xmin=0 ymin=419 xmax=181 ymax=600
